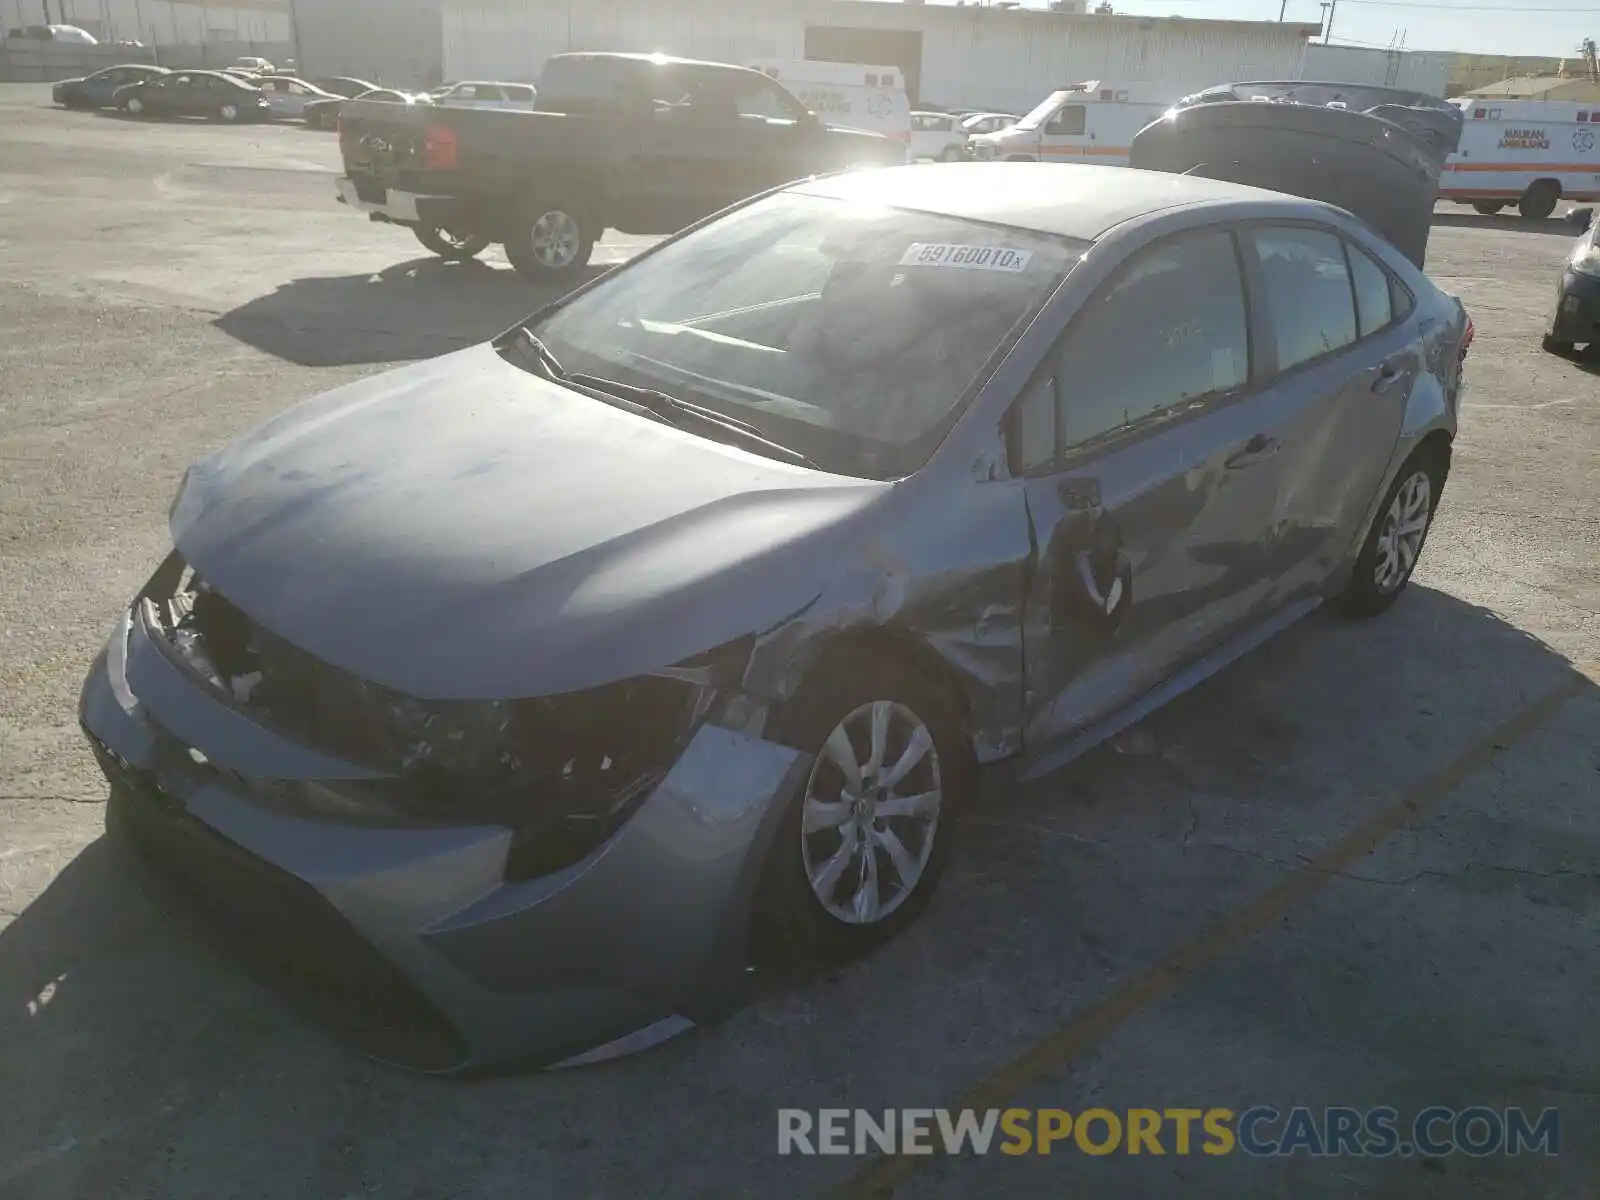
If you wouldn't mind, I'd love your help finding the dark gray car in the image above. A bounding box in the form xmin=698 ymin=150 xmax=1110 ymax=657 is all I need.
xmin=80 ymin=163 xmax=1473 ymax=1074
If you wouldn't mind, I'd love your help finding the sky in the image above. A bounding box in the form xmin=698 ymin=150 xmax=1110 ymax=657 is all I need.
xmin=973 ymin=0 xmax=1599 ymax=59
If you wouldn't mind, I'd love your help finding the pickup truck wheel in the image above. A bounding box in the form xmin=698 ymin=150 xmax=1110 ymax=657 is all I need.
xmin=1472 ymin=200 xmax=1506 ymax=215
xmin=414 ymin=224 xmax=492 ymax=261
xmin=504 ymin=204 xmax=595 ymax=282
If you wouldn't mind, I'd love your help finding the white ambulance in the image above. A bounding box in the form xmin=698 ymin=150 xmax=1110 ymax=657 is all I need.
xmin=747 ymin=59 xmax=911 ymax=152
xmin=964 ymin=81 xmax=1174 ymax=164
xmin=1442 ymin=98 xmax=1600 ymax=219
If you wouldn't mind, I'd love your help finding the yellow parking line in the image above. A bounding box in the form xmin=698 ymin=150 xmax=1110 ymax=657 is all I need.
xmin=829 ymin=670 xmax=1590 ymax=1199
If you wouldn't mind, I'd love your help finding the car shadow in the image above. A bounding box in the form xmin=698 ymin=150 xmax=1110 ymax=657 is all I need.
xmin=212 ymin=257 xmax=610 ymax=367
xmin=0 ymin=586 xmax=1591 ymax=1195
xmin=1431 ymin=210 xmax=1583 ymax=236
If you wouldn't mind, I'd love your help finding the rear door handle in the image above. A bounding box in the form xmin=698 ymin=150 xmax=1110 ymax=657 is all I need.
xmin=1225 ymin=433 xmax=1281 ymax=470
xmin=1371 ymin=364 xmax=1406 ymax=394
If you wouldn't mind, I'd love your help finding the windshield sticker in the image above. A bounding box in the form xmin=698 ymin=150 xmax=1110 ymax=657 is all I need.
xmin=898 ymin=243 xmax=1034 ymax=272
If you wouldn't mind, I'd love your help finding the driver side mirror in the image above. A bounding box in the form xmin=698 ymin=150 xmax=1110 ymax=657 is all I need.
xmin=1567 ymin=206 xmax=1595 ymax=232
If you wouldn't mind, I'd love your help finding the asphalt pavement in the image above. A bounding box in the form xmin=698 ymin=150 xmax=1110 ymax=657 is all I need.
xmin=0 ymin=86 xmax=1596 ymax=1199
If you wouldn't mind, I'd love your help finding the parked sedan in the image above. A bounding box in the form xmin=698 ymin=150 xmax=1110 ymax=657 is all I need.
xmin=1543 ymin=205 xmax=1599 ymax=357
xmin=909 ymin=110 xmax=968 ymax=161
xmin=113 ymin=70 xmax=271 ymax=122
xmin=301 ymin=87 xmax=423 ymax=130
xmin=53 ymin=63 xmax=168 ymax=109
xmin=431 ymin=79 xmax=537 ymax=110
xmin=255 ymin=75 xmax=340 ymax=119
xmin=310 ymin=75 xmax=378 ymax=99
xmin=81 ymin=163 xmax=1471 ymax=1074
xmin=960 ymin=111 xmax=1020 ymax=137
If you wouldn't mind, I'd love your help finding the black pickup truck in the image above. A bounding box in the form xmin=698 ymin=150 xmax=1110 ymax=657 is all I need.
xmin=334 ymin=51 xmax=904 ymax=280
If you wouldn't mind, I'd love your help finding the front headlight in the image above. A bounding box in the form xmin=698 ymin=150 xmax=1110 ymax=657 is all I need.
xmin=1570 ymin=241 xmax=1600 ymax=279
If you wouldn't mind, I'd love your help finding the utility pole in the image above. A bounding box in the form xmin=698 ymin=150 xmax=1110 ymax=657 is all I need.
xmin=1279 ymin=0 xmax=1288 ymax=21
xmin=1321 ymin=0 xmax=1337 ymax=44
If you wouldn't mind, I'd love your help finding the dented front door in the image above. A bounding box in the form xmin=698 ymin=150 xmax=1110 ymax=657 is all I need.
xmin=1011 ymin=226 xmax=1289 ymax=751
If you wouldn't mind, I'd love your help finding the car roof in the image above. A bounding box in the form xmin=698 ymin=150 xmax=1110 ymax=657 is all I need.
xmin=793 ymin=162 xmax=1328 ymax=241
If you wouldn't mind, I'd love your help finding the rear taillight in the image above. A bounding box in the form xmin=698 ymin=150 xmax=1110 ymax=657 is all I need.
xmin=422 ymin=123 xmax=458 ymax=171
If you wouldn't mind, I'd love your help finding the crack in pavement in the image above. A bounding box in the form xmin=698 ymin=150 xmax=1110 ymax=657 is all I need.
xmin=1200 ymin=840 xmax=1599 ymax=888
xmin=0 ymin=794 xmax=105 ymax=806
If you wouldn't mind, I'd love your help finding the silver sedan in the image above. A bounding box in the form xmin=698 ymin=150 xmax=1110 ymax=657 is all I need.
xmin=80 ymin=163 xmax=1471 ymax=1073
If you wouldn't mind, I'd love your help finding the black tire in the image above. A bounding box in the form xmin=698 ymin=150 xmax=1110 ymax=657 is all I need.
xmin=752 ymin=646 xmax=970 ymax=967
xmin=413 ymin=224 xmax=492 ymax=261
xmin=502 ymin=199 xmax=595 ymax=283
xmin=1344 ymin=447 xmax=1446 ymax=617
xmin=123 ymin=97 xmax=145 ymax=117
xmin=216 ymin=102 xmax=241 ymax=123
xmin=1519 ymin=180 xmax=1560 ymax=220
xmin=1472 ymin=200 xmax=1506 ymax=215
xmin=1542 ymin=332 xmax=1574 ymax=357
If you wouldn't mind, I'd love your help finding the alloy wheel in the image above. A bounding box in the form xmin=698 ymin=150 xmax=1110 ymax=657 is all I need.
xmin=1373 ymin=469 xmax=1432 ymax=595
xmin=800 ymin=700 xmax=943 ymax=926
xmin=529 ymin=210 xmax=581 ymax=269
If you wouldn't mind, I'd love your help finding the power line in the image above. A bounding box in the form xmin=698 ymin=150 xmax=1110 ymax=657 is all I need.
xmin=1336 ymin=0 xmax=1596 ymax=10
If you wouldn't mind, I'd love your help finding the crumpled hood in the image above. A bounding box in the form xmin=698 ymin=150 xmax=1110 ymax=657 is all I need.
xmin=171 ymin=344 xmax=887 ymax=699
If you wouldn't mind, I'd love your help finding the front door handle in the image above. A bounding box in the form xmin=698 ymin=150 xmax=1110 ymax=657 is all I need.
xmin=1371 ymin=364 xmax=1405 ymax=394
xmin=1225 ymin=433 xmax=1281 ymax=470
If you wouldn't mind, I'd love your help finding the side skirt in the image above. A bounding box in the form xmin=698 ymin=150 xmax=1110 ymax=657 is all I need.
xmin=1017 ymin=597 xmax=1323 ymax=784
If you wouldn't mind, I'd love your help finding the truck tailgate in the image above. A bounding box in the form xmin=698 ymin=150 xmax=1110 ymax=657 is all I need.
xmin=338 ymin=101 xmax=440 ymax=184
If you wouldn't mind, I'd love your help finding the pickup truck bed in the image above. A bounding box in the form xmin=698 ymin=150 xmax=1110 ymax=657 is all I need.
xmin=334 ymin=52 xmax=901 ymax=281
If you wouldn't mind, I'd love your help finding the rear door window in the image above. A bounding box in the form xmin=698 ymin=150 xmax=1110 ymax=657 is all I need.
xmin=1345 ymin=241 xmax=1394 ymax=337
xmin=1247 ymin=227 xmax=1358 ymax=371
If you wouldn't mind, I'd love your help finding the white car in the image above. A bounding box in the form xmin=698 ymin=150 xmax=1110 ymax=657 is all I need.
xmin=960 ymin=112 xmax=1021 ymax=137
xmin=256 ymin=76 xmax=339 ymax=119
xmin=432 ymin=81 xmax=538 ymax=111
xmin=909 ymin=111 xmax=968 ymax=161
xmin=232 ymin=56 xmax=274 ymax=74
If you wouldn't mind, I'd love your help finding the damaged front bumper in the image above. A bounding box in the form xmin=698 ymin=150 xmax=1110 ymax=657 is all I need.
xmin=79 ymin=599 xmax=809 ymax=1074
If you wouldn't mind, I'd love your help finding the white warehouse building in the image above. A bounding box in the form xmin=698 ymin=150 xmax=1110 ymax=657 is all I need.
xmin=443 ymin=0 xmax=1321 ymax=113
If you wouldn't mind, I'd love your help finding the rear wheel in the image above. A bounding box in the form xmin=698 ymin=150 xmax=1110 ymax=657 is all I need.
xmin=1542 ymin=332 xmax=1574 ymax=357
xmin=1344 ymin=449 xmax=1445 ymax=616
xmin=503 ymin=200 xmax=595 ymax=283
xmin=1472 ymin=200 xmax=1506 ymax=215
xmin=1519 ymin=180 xmax=1560 ymax=220
xmin=413 ymin=224 xmax=491 ymax=261
xmin=753 ymin=647 xmax=969 ymax=966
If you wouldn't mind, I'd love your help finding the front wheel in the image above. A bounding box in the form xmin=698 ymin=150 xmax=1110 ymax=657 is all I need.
xmin=1344 ymin=450 xmax=1444 ymax=616
xmin=125 ymin=96 xmax=145 ymax=116
xmin=413 ymin=224 xmax=492 ymax=261
xmin=938 ymin=144 xmax=963 ymax=162
xmin=217 ymin=103 xmax=241 ymax=123
xmin=753 ymin=647 xmax=969 ymax=966
xmin=503 ymin=201 xmax=595 ymax=283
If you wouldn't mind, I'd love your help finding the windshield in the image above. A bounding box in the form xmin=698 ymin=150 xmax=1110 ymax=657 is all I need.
xmin=1015 ymin=90 xmax=1074 ymax=131
xmin=528 ymin=192 xmax=1086 ymax=478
